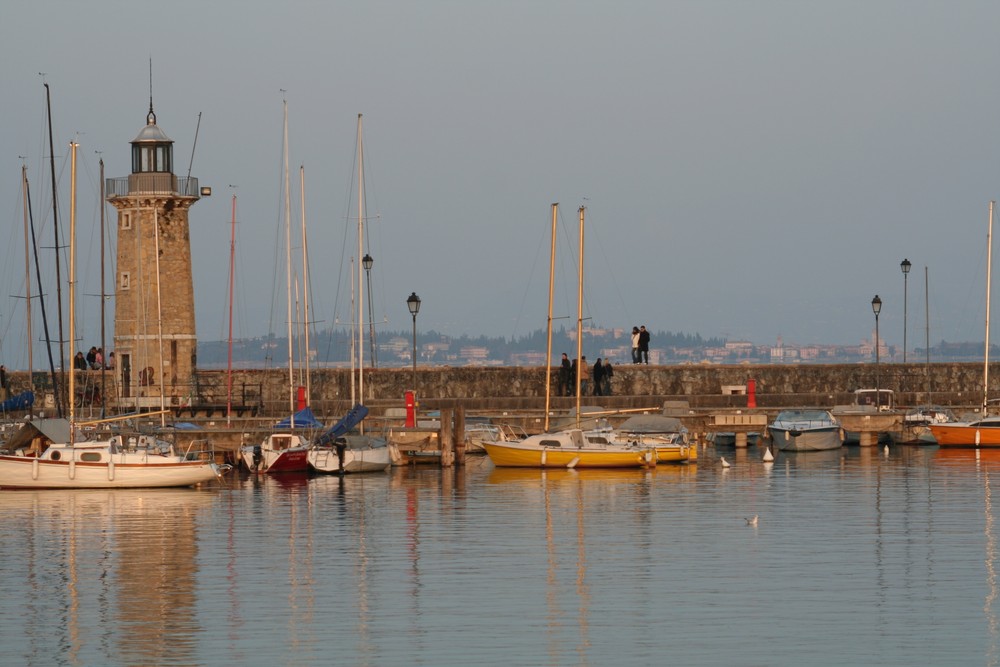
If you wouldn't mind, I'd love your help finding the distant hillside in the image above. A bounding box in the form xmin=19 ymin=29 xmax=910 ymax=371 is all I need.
xmin=196 ymin=325 xmax=725 ymax=368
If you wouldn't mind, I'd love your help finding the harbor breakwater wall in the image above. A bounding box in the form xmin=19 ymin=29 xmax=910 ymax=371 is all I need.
xmin=10 ymin=362 xmax=990 ymax=420
xmin=181 ymin=362 xmax=988 ymax=417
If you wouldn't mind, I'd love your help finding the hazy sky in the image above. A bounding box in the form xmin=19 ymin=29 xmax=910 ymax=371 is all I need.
xmin=3 ymin=1 xmax=1000 ymax=369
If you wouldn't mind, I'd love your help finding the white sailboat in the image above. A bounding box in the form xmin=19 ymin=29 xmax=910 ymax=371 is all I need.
xmin=309 ymin=114 xmax=390 ymax=474
xmin=0 ymin=141 xmax=221 ymax=489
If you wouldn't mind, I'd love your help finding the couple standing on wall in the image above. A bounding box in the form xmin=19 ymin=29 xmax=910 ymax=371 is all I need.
xmin=631 ymin=326 xmax=650 ymax=364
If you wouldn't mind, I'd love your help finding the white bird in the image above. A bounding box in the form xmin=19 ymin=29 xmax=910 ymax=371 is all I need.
xmin=721 ymin=456 xmax=731 ymax=468
xmin=763 ymin=447 xmax=774 ymax=462
xmin=745 ymin=514 xmax=758 ymax=527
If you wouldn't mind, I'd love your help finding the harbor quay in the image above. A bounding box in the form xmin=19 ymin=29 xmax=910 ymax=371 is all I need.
xmin=6 ymin=361 xmax=992 ymax=460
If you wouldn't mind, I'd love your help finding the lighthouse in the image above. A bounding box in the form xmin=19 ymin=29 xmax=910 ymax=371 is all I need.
xmin=106 ymin=101 xmax=206 ymax=410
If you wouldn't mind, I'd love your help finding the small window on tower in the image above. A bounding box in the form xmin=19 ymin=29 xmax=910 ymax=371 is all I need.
xmin=122 ymin=213 xmax=132 ymax=230
xmin=120 ymin=272 xmax=130 ymax=290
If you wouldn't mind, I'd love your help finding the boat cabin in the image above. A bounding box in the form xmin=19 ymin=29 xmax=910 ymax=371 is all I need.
xmin=854 ymin=389 xmax=894 ymax=410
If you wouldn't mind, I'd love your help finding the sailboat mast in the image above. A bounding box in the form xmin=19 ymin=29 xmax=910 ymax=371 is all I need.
xmin=544 ymin=203 xmax=558 ymax=432
xmin=283 ymin=100 xmax=295 ymax=424
xmin=357 ymin=113 xmax=365 ymax=406
xmin=575 ymin=206 xmax=585 ymax=423
xmin=68 ymin=142 xmax=77 ymax=435
xmin=24 ymin=177 xmax=60 ymax=416
xmin=300 ymin=165 xmax=311 ymax=406
xmin=98 ymin=159 xmax=106 ymax=419
xmin=44 ymin=84 xmax=66 ymax=400
xmin=227 ymin=194 xmax=237 ymax=426
xmin=985 ymin=200 xmax=994 ymax=415
xmin=21 ymin=166 xmax=33 ymax=417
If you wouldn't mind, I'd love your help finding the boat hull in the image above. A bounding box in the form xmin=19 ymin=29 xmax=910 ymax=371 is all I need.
xmin=240 ymin=434 xmax=311 ymax=473
xmin=654 ymin=444 xmax=695 ymax=463
xmin=769 ymin=426 xmax=842 ymax=452
xmin=308 ymin=435 xmax=391 ymax=473
xmin=483 ymin=441 xmax=655 ymax=469
xmin=0 ymin=454 xmax=218 ymax=489
xmin=929 ymin=422 xmax=1000 ymax=447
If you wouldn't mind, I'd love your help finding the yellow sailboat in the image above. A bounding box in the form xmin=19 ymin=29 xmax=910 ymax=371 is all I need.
xmin=484 ymin=205 xmax=657 ymax=470
xmin=482 ymin=429 xmax=656 ymax=469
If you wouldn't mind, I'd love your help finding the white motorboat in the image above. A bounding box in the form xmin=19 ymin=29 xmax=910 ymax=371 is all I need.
xmin=768 ymin=409 xmax=843 ymax=452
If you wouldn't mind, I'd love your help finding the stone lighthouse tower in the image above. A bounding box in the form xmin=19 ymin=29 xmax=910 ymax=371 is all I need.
xmin=106 ymin=102 xmax=205 ymax=410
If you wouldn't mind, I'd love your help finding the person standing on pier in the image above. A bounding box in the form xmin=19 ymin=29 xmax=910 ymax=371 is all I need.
xmin=593 ymin=358 xmax=605 ymax=396
xmin=558 ymin=353 xmax=572 ymax=396
xmin=639 ymin=326 xmax=650 ymax=364
xmin=580 ymin=356 xmax=591 ymax=395
xmin=603 ymin=360 xmax=614 ymax=395
xmin=631 ymin=326 xmax=641 ymax=364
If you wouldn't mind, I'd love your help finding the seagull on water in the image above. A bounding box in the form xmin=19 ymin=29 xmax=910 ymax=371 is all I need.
xmin=745 ymin=514 xmax=758 ymax=527
xmin=720 ymin=456 xmax=731 ymax=468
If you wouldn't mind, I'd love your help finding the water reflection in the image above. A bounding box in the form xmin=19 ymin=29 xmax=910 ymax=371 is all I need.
xmin=7 ymin=451 xmax=1000 ymax=665
xmin=0 ymin=489 xmax=214 ymax=666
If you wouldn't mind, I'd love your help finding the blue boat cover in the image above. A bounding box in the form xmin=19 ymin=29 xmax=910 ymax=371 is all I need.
xmin=313 ymin=404 xmax=369 ymax=447
xmin=0 ymin=391 xmax=34 ymax=413
xmin=274 ymin=407 xmax=323 ymax=429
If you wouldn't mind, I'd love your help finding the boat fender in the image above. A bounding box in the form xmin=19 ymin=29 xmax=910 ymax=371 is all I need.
xmin=32 ymin=458 xmax=39 ymax=481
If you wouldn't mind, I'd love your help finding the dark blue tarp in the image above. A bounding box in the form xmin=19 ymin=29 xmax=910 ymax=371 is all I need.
xmin=274 ymin=407 xmax=323 ymax=429
xmin=314 ymin=404 xmax=369 ymax=448
xmin=171 ymin=422 xmax=200 ymax=430
xmin=0 ymin=391 xmax=33 ymax=413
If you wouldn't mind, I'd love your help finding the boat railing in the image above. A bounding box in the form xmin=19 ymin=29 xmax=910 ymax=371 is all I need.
xmin=179 ymin=438 xmax=215 ymax=461
xmin=774 ymin=417 xmax=837 ymax=429
xmin=498 ymin=424 xmax=528 ymax=441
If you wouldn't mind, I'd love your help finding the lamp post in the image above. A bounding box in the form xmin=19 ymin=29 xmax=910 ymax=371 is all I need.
xmin=900 ymin=258 xmax=911 ymax=363
xmin=363 ymin=253 xmax=377 ymax=367
xmin=407 ymin=292 xmax=421 ymax=388
xmin=872 ymin=295 xmax=882 ymax=407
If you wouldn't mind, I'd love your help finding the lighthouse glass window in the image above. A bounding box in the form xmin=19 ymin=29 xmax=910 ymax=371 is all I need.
xmin=136 ymin=144 xmax=171 ymax=173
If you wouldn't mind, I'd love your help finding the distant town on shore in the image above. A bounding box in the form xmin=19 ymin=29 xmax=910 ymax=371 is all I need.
xmin=197 ymin=325 xmax=996 ymax=368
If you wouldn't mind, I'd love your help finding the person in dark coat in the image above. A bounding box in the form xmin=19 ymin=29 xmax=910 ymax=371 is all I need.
xmin=639 ymin=326 xmax=651 ymax=364
xmin=558 ymin=353 xmax=572 ymax=397
xmin=602 ymin=361 xmax=614 ymax=396
xmin=593 ymin=358 xmax=605 ymax=396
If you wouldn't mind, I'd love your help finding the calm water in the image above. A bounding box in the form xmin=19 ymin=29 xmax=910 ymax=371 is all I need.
xmin=1 ymin=445 xmax=998 ymax=666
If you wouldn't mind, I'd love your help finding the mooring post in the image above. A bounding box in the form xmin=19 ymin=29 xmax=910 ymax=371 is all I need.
xmin=440 ymin=407 xmax=454 ymax=468
xmin=454 ymin=405 xmax=466 ymax=466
